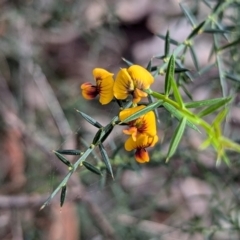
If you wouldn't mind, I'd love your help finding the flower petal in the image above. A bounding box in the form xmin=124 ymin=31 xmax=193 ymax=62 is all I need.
xmin=124 ymin=137 xmax=137 ymax=151
xmin=147 ymin=135 xmax=159 ymax=147
xmin=81 ymin=83 xmax=98 ymax=100
xmin=135 ymin=148 xmax=149 ymax=163
xmin=125 ymin=134 xmax=158 ymax=163
xmin=93 ymin=68 xmax=114 ymax=81
xmin=125 ymin=134 xmax=153 ymax=151
xmin=141 ymin=111 xmax=157 ymax=137
xmin=113 ymin=68 xmax=134 ymax=100
xmin=133 ymin=88 xmax=148 ymax=103
xmin=123 ymin=127 xmax=138 ymax=141
xmin=98 ymin=75 xmax=114 ymax=105
xmin=127 ymin=65 xmax=154 ymax=89
xmin=120 ymin=106 xmax=157 ymax=137
xmin=134 ymin=88 xmax=148 ymax=98
xmin=119 ymin=105 xmax=145 ymax=121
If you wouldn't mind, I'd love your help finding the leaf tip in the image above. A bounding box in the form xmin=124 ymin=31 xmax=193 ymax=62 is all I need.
xmin=39 ymin=204 xmax=46 ymax=211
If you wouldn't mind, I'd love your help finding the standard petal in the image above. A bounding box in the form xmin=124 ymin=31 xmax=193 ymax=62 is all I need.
xmin=127 ymin=65 xmax=154 ymax=89
xmin=98 ymin=75 xmax=114 ymax=104
xmin=113 ymin=68 xmax=134 ymax=100
xmin=142 ymin=111 xmax=157 ymax=136
xmin=93 ymin=68 xmax=114 ymax=81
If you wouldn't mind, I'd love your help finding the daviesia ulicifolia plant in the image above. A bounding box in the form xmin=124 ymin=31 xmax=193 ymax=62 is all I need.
xmin=41 ymin=56 xmax=239 ymax=209
xmin=42 ymin=0 xmax=240 ymax=209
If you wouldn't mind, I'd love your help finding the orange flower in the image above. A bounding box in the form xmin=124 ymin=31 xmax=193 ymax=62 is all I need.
xmin=119 ymin=105 xmax=157 ymax=141
xmin=81 ymin=68 xmax=114 ymax=105
xmin=125 ymin=134 xmax=158 ymax=163
xmin=113 ymin=65 xmax=154 ymax=103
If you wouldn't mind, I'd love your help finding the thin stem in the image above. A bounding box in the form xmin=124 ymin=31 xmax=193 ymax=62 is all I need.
xmin=149 ymin=90 xmax=212 ymax=133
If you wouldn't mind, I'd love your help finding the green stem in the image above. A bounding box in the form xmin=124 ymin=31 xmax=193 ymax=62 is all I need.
xmin=149 ymin=90 xmax=212 ymax=133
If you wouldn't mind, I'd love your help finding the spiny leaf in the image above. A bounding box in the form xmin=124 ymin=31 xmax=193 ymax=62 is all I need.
xmin=225 ymin=73 xmax=240 ymax=82
xmin=221 ymin=137 xmax=240 ymax=152
xmin=180 ymin=83 xmax=193 ymax=100
xmin=213 ymin=108 xmax=228 ymax=126
xmin=146 ymin=58 xmax=152 ymax=71
xmin=99 ymin=169 xmax=107 ymax=189
xmin=187 ymin=20 xmax=205 ymax=40
xmin=189 ymin=46 xmax=199 ymax=71
xmin=92 ymin=128 xmax=104 ymax=145
xmin=185 ymin=97 xmax=231 ymax=108
xmin=204 ymin=28 xmax=229 ymax=34
xmin=122 ymin=58 xmax=134 ymax=66
xmin=56 ymin=149 xmax=83 ymax=155
xmin=197 ymin=64 xmax=214 ymax=75
xmin=149 ymin=65 xmax=158 ymax=72
xmin=91 ymin=124 xmax=114 ymax=145
xmin=120 ymin=100 xmax=163 ymax=123
xmin=175 ymin=60 xmax=192 ymax=80
xmin=217 ymin=37 xmax=240 ymax=51
xmin=100 ymin=124 xmax=114 ymax=144
xmin=165 ymin=55 xmax=175 ymax=96
xmin=180 ymin=3 xmax=196 ymax=27
xmin=82 ymin=161 xmax=102 ymax=176
xmin=155 ymin=34 xmax=179 ymax=45
xmin=197 ymin=97 xmax=232 ymax=118
xmin=221 ymin=153 xmax=230 ymax=166
xmin=175 ymin=68 xmax=189 ymax=73
xmin=99 ymin=143 xmax=114 ymax=179
xmin=212 ymin=0 xmax=224 ymax=14
xmin=166 ymin=117 xmax=187 ymax=162
xmin=164 ymin=30 xmax=170 ymax=57
xmin=202 ymin=0 xmax=212 ymax=8
xmin=208 ymin=44 xmax=215 ymax=62
xmin=154 ymin=55 xmax=165 ymax=60
xmin=171 ymin=76 xmax=184 ymax=109
xmin=76 ymin=110 xmax=102 ymax=128
xmin=60 ymin=185 xmax=67 ymax=207
xmin=53 ymin=151 xmax=73 ymax=168
xmin=163 ymin=102 xmax=200 ymax=132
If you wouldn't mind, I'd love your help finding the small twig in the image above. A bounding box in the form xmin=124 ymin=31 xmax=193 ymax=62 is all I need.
xmin=27 ymin=61 xmax=72 ymax=138
xmin=0 ymin=194 xmax=48 ymax=209
xmin=11 ymin=210 xmax=23 ymax=240
xmin=117 ymin=214 xmax=188 ymax=240
xmin=83 ymin=195 xmax=117 ymax=240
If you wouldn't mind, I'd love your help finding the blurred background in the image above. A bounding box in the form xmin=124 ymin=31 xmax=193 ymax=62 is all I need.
xmin=1 ymin=0 xmax=240 ymax=239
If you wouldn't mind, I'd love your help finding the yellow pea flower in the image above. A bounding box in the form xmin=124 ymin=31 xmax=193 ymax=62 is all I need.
xmin=113 ymin=65 xmax=154 ymax=103
xmin=125 ymin=134 xmax=158 ymax=163
xmin=119 ymin=105 xmax=157 ymax=141
xmin=81 ymin=68 xmax=114 ymax=105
